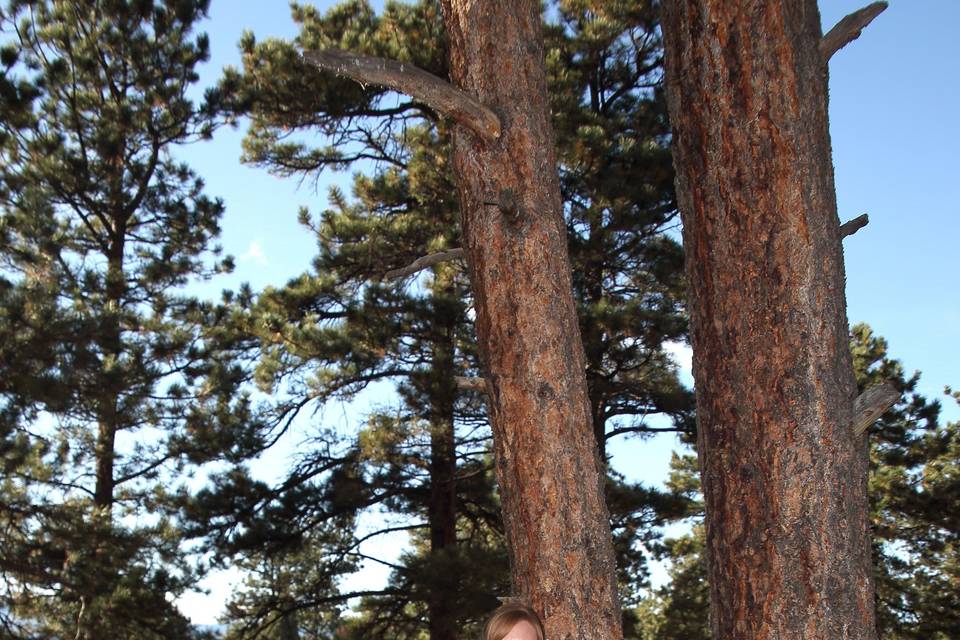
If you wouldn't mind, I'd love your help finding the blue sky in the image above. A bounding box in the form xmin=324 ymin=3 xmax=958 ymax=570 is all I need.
xmin=824 ymin=1 xmax=959 ymax=423
xmin=175 ymin=0 xmax=960 ymax=625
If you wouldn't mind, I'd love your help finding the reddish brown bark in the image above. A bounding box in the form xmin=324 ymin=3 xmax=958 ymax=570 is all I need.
xmin=660 ymin=2 xmax=876 ymax=639
xmin=438 ymin=1 xmax=623 ymax=638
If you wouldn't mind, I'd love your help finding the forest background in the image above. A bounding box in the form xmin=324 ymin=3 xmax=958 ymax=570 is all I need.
xmin=0 ymin=0 xmax=956 ymax=638
xmin=174 ymin=0 xmax=959 ymax=626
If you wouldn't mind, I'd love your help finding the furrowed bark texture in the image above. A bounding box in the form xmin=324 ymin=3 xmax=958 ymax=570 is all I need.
xmin=660 ymin=2 xmax=875 ymax=639
xmin=439 ymin=2 xmax=623 ymax=638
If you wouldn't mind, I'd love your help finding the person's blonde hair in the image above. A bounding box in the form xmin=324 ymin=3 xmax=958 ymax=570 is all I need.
xmin=483 ymin=602 xmax=545 ymax=640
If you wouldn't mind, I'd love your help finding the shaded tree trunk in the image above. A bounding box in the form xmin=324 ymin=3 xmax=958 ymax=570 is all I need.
xmin=660 ymin=2 xmax=875 ymax=639
xmin=94 ymin=241 xmax=125 ymax=513
xmin=427 ymin=292 xmax=459 ymax=640
xmin=438 ymin=2 xmax=622 ymax=638
xmin=279 ymin=610 xmax=300 ymax=640
xmin=583 ymin=216 xmax=609 ymax=465
xmin=427 ymin=413 xmax=457 ymax=640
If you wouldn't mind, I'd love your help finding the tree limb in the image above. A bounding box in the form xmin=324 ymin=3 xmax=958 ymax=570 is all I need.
xmin=840 ymin=213 xmax=869 ymax=238
xmin=821 ymin=2 xmax=888 ymax=63
xmin=455 ymin=376 xmax=488 ymax=394
xmin=302 ymin=49 xmax=501 ymax=142
xmin=853 ymin=382 xmax=900 ymax=435
xmin=384 ymin=248 xmax=466 ymax=280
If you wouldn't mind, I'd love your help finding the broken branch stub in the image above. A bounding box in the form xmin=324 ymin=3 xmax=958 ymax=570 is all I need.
xmin=302 ymin=49 xmax=501 ymax=143
xmin=853 ymin=382 xmax=900 ymax=435
xmin=821 ymin=2 xmax=888 ymax=63
xmin=840 ymin=213 xmax=869 ymax=238
xmin=383 ymin=248 xmax=466 ymax=280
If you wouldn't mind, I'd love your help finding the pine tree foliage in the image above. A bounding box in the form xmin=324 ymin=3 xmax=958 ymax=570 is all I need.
xmin=633 ymin=452 xmax=709 ymax=640
xmin=188 ymin=5 xmax=498 ymax=638
xmin=852 ymin=324 xmax=959 ymax=639
xmin=0 ymin=1 xmax=255 ymax=637
xmin=221 ymin=525 xmax=357 ymax=640
xmin=644 ymin=324 xmax=959 ymax=639
xmin=546 ymin=0 xmax=693 ymax=458
xmin=187 ymin=1 xmax=693 ymax=638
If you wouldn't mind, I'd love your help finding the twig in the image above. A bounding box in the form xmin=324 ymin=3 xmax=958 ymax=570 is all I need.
xmin=840 ymin=213 xmax=869 ymax=238
xmin=302 ymin=49 xmax=501 ymax=142
xmin=455 ymin=376 xmax=488 ymax=394
xmin=821 ymin=2 xmax=888 ymax=63
xmin=384 ymin=248 xmax=466 ymax=280
xmin=853 ymin=382 xmax=899 ymax=435
xmin=74 ymin=597 xmax=86 ymax=640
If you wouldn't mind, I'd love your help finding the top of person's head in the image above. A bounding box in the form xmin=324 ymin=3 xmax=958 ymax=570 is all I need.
xmin=483 ymin=602 xmax=545 ymax=640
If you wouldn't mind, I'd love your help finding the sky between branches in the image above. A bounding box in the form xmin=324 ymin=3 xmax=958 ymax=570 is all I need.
xmin=172 ymin=0 xmax=960 ymax=625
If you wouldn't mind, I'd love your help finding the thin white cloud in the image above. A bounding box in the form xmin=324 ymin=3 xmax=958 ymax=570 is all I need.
xmin=239 ymin=240 xmax=268 ymax=266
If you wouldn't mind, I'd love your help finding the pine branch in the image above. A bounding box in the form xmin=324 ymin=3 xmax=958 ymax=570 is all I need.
xmin=853 ymin=382 xmax=900 ymax=434
xmin=604 ymin=424 xmax=687 ymax=440
xmin=384 ymin=248 xmax=466 ymax=280
xmin=302 ymin=49 xmax=501 ymax=142
xmin=821 ymin=2 xmax=888 ymax=63
xmin=840 ymin=213 xmax=869 ymax=238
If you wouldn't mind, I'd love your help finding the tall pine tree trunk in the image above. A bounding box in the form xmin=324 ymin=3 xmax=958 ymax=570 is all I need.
xmin=94 ymin=242 xmax=125 ymax=512
xmin=438 ymin=2 xmax=622 ymax=638
xmin=427 ymin=412 xmax=457 ymax=640
xmin=660 ymin=2 xmax=875 ymax=638
xmin=583 ymin=220 xmax=609 ymax=465
xmin=86 ymin=238 xmax=126 ymax=639
xmin=427 ymin=289 xmax=459 ymax=640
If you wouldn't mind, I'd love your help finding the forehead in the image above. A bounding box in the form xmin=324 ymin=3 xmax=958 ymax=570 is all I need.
xmin=502 ymin=619 xmax=539 ymax=640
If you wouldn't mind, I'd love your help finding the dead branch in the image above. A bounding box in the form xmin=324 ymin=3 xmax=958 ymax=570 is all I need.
xmin=384 ymin=248 xmax=466 ymax=280
xmin=840 ymin=213 xmax=869 ymax=238
xmin=455 ymin=376 xmax=488 ymax=394
xmin=853 ymin=382 xmax=899 ymax=435
xmin=302 ymin=49 xmax=501 ymax=142
xmin=821 ymin=2 xmax=888 ymax=63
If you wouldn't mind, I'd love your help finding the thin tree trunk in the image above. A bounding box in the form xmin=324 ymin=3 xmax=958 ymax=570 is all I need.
xmin=279 ymin=610 xmax=300 ymax=640
xmin=93 ymin=245 xmax=124 ymax=514
xmin=93 ymin=421 xmax=116 ymax=511
xmin=583 ymin=218 xmax=609 ymax=465
xmin=438 ymin=2 xmax=622 ymax=638
xmin=660 ymin=2 xmax=875 ymax=638
xmin=427 ymin=295 xmax=459 ymax=640
xmin=84 ymin=240 xmax=125 ymax=640
xmin=427 ymin=413 xmax=457 ymax=640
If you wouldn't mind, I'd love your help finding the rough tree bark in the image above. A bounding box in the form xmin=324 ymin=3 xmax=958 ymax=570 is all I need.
xmin=660 ymin=2 xmax=883 ymax=638
xmin=308 ymin=3 xmax=624 ymax=636
xmin=437 ymin=3 xmax=622 ymax=638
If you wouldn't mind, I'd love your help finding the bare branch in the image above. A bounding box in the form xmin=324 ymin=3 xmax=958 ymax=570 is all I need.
xmin=302 ymin=49 xmax=501 ymax=142
xmin=821 ymin=2 xmax=888 ymax=63
xmin=853 ymin=382 xmax=900 ymax=435
xmin=840 ymin=213 xmax=869 ymax=238
xmin=455 ymin=376 xmax=488 ymax=394
xmin=384 ymin=248 xmax=466 ymax=280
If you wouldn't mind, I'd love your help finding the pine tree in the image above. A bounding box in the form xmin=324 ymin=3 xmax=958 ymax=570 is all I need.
xmin=647 ymin=324 xmax=960 ymax=639
xmin=851 ymin=324 xmax=959 ymax=639
xmin=189 ymin=1 xmax=691 ymax=637
xmin=0 ymin=2 xmax=253 ymax=637
xmin=221 ymin=525 xmax=357 ymax=640
xmin=187 ymin=6 xmax=500 ymax=638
